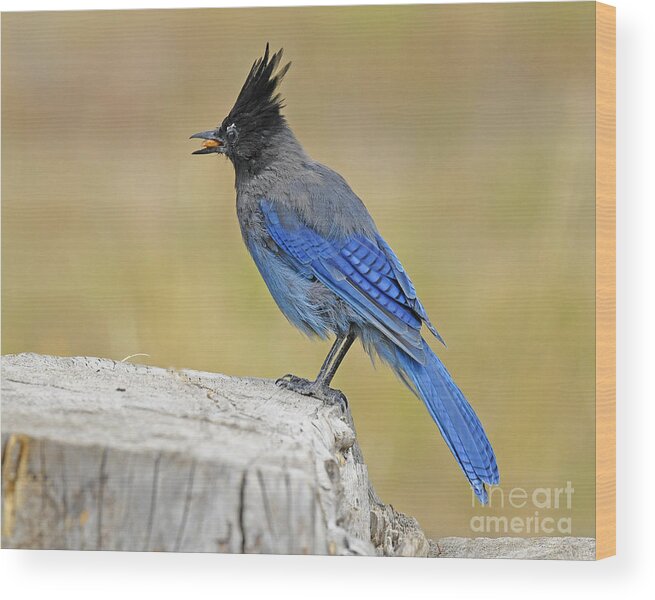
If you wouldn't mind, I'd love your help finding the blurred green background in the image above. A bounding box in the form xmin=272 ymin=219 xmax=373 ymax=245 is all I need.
xmin=2 ymin=3 xmax=596 ymax=539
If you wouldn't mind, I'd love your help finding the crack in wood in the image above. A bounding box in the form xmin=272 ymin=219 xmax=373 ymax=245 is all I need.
xmin=96 ymin=447 xmax=109 ymax=548
xmin=5 ymin=378 xmax=83 ymax=394
xmin=143 ymin=453 xmax=161 ymax=551
xmin=174 ymin=460 xmax=196 ymax=552
xmin=285 ymin=468 xmax=292 ymax=554
xmin=1 ymin=434 xmax=30 ymax=539
xmin=256 ymin=468 xmax=277 ymax=544
xmin=238 ymin=469 xmax=248 ymax=553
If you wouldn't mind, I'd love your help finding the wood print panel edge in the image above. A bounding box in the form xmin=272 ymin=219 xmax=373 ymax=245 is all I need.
xmin=595 ymin=1 xmax=616 ymax=560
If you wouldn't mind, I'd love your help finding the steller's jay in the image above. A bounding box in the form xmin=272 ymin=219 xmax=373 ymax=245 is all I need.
xmin=191 ymin=45 xmax=499 ymax=503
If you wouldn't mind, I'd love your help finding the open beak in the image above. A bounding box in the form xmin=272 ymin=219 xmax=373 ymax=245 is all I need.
xmin=190 ymin=129 xmax=225 ymax=155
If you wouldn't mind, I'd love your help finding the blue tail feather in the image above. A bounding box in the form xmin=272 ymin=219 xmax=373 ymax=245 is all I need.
xmin=379 ymin=338 xmax=499 ymax=504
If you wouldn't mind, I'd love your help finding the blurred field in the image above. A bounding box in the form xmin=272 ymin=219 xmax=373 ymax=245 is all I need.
xmin=2 ymin=3 xmax=596 ymax=539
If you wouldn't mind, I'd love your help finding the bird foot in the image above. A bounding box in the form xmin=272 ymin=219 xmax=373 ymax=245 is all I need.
xmin=275 ymin=374 xmax=348 ymax=409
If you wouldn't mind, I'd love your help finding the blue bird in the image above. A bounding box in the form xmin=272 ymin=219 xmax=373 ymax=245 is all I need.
xmin=191 ymin=45 xmax=499 ymax=503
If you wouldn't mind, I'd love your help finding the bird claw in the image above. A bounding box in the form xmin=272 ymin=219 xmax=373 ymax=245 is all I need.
xmin=275 ymin=374 xmax=348 ymax=410
xmin=275 ymin=373 xmax=304 ymax=386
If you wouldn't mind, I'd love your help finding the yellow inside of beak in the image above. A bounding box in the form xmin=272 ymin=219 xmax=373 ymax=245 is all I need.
xmin=202 ymin=139 xmax=221 ymax=148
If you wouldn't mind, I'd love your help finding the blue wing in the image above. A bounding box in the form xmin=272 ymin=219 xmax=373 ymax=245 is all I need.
xmin=260 ymin=200 xmax=443 ymax=363
xmin=261 ymin=200 xmax=498 ymax=502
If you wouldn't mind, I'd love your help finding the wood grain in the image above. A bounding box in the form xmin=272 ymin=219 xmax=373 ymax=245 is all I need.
xmin=1 ymin=352 xmax=596 ymax=559
xmin=1 ymin=353 xmax=430 ymax=556
xmin=595 ymin=1 xmax=616 ymax=560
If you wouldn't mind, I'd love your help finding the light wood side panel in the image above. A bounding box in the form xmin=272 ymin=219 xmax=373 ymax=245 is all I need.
xmin=595 ymin=1 xmax=616 ymax=560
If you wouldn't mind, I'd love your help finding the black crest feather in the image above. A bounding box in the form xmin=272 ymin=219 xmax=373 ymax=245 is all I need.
xmin=225 ymin=44 xmax=291 ymax=132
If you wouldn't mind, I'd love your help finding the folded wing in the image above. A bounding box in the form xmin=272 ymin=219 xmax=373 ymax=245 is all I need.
xmin=260 ymin=200 xmax=442 ymax=363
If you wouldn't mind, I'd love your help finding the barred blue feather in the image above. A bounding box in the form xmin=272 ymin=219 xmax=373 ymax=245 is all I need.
xmin=260 ymin=200 xmax=499 ymax=503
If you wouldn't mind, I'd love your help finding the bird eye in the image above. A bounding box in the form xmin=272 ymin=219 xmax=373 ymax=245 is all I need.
xmin=226 ymin=125 xmax=238 ymax=144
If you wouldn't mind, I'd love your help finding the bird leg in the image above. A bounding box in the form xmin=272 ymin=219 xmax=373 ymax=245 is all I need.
xmin=276 ymin=326 xmax=356 ymax=407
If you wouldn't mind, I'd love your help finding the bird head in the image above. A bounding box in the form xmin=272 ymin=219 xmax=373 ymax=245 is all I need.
xmin=191 ymin=44 xmax=291 ymax=169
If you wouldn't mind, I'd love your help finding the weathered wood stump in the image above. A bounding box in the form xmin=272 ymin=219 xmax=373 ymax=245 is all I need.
xmin=1 ymin=353 xmax=594 ymax=559
xmin=1 ymin=353 xmax=428 ymax=555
